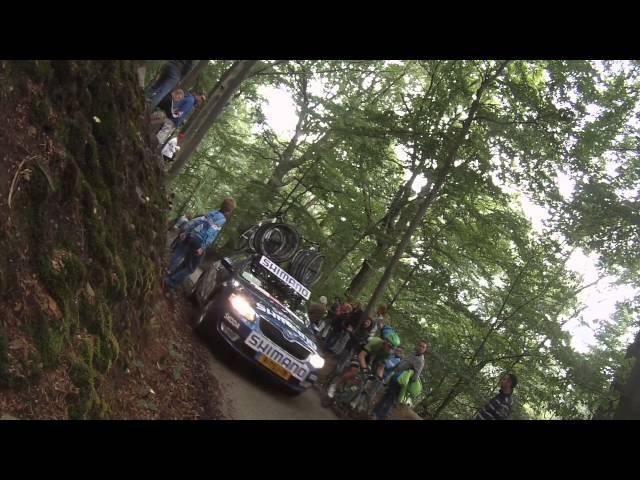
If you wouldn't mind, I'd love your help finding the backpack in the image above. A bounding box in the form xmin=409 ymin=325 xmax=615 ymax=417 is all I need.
xmin=397 ymin=370 xmax=423 ymax=407
xmin=380 ymin=325 xmax=396 ymax=340
xmin=189 ymin=211 xmax=224 ymax=245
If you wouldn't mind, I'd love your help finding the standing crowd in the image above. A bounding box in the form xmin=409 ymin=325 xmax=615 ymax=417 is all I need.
xmin=308 ymin=296 xmax=518 ymax=420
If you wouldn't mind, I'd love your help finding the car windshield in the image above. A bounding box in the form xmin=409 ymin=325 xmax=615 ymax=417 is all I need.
xmin=241 ymin=270 xmax=263 ymax=288
xmin=240 ymin=259 xmax=309 ymax=328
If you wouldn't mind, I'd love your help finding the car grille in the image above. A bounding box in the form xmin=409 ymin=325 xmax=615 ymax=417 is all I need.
xmin=259 ymin=318 xmax=311 ymax=361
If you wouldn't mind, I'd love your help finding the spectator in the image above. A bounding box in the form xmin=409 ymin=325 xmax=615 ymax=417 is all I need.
xmin=156 ymin=93 xmax=206 ymax=144
xmin=369 ymin=304 xmax=387 ymax=338
xmin=162 ymin=136 xmax=181 ymax=162
xmin=372 ymin=339 xmax=428 ymax=420
xmin=328 ymin=297 xmax=340 ymax=317
xmin=333 ymin=315 xmax=374 ymax=375
xmin=308 ymin=296 xmax=328 ymax=327
xmin=325 ymin=302 xmax=353 ymax=354
xmin=146 ymin=60 xmax=196 ymax=110
xmin=318 ymin=296 xmax=340 ymax=343
xmin=474 ymin=373 xmax=518 ymax=420
xmin=164 ymin=198 xmax=236 ymax=293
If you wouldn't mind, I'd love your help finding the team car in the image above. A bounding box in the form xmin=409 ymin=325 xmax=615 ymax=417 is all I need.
xmin=191 ymin=253 xmax=325 ymax=395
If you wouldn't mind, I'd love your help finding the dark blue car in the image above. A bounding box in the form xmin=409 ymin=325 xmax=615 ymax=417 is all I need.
xmin=192 ymin=254 xmax=325 ymax=395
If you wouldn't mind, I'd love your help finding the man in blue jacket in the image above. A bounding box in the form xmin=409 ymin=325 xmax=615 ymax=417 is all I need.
xmin=156 ymin=92 xmax=206 ymax=144
xmin=159 ymin=92 xmax=206 ymax=128
xmin=164 ymin=197 xmax=236 ymax=292
xmin=146 ymin=60 xmax=196 ymax=110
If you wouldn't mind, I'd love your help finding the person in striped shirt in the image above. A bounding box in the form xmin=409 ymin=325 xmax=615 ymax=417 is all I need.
xmin=475 ymin=373 xmax=518 ymax=420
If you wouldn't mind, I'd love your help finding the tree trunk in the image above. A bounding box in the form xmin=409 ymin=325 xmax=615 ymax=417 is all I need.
xmin=176 ymin=171 xmax=209 ymax=216
xmin=136 ymin=63 xmax=146 ymax=88
xmin=166 ymin=60 xmax=258 ymax=184
xmin=386 ymin=262 xmax=420 ymax=310
xmin=344 ymin=166 xmax=423 ymax=297
xmin=266 ymin=130 xmax=332 ymax=190
xmin=360 ymin=175 xmax=438 ymax=317
xmin=346 ymin=259 xmax=376 ymax=299
xmin=432 ymin=377 xmax=465 ymax=419
xmin=346 ymin=240 xmax=396 ymax=298
xmin=386 ymin=220 xmax=451 ymax=311
xmin=614 ymin=330 xmax=640 ymax=419
xmin=179 ymin=82 xmax=220 ymax=141
xmin=181 ymin=62 xmax=265 ymax=139
xmin=178 ymin=60 xmax=208 ymax=91
xmin=315 ymin=232 xmax=369 ymax=289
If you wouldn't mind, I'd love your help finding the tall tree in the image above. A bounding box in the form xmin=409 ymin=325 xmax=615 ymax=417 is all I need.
xmin=361 ymin=61 xmax=510 ymax=321
xmin=166 ymin=60 xmax=258 ymax=184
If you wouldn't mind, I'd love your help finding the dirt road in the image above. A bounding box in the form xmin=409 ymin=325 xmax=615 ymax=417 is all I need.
xmin=201 ymin=337 xmax=339 ymax=420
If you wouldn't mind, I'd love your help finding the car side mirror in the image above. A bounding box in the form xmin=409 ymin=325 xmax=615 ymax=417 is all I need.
xmin=221 ymin=257 xmax=234 ymax=272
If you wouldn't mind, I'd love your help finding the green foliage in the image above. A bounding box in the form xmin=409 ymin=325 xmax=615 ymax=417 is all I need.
xmin=67 ymin=338 xmax=111 ymax=420
xmin=169 ymin=60 xmax=640 ymax=419
xmin=32 ymin=316 xmax=65 ymax=369
xmin=0 ymin=60 xmax=171 ymax=418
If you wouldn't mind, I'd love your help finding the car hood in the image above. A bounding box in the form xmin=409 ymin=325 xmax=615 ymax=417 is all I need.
xmin=236 ymin=278 xmax=318 ymax=354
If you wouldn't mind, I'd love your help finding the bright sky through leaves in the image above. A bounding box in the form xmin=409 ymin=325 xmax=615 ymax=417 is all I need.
xmin=258 ymin=81 xmax=639 ymax=354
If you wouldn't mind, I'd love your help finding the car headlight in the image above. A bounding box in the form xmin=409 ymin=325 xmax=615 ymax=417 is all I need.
xmin=309 ymin=353 xmax=325 ymax=369
xmin=229 ymin=293 xmax=256 ymax=322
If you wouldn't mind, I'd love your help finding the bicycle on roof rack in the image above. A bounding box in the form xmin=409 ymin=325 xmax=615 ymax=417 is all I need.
xmin=234 ymin=214 xmax=325 ymax=288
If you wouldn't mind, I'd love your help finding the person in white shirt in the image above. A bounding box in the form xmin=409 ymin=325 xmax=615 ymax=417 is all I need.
xmin=162 ymin=136 xmax=180 ymax=162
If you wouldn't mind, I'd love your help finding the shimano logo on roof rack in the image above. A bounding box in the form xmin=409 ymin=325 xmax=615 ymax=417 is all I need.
xmin=259 ymin=256 xmax=311 ymax=300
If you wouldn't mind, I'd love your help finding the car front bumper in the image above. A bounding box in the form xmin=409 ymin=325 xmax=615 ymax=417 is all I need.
xmin=202 ymin=297 xmax=319 ymax=393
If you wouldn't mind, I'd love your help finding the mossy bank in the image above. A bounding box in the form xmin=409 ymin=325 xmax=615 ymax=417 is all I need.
xmin=0 ymin=61 xmax=168 ymax=419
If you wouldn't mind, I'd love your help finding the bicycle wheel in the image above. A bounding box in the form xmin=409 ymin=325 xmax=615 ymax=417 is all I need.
xmin=290 ymin=249 xmax=325 ymax=286
xmin=253 ymin=223 xmax=300 ymax=263
xmin=334 ymin=347 xmax=353 ymax=376
xmin=335 ymin=374 xmax=366 ymax=407
xmin=300 ymin=252 xmax=324 ymax=286
xmin=358 ymin=377 xmax=382 ymax=413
